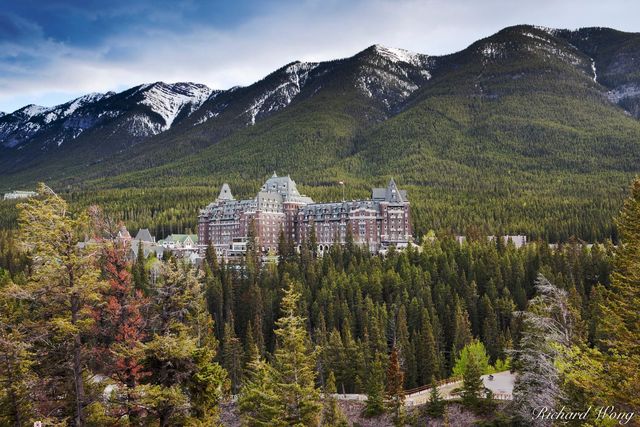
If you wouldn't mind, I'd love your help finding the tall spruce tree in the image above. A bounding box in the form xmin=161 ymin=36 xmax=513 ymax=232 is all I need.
xmin=222 ymin=318 xmax=244 ymax=394
xmin=417 ymin=308 xmax=438 ymax=385
xmin=0 ymin=274 xmax=36 ymax=426
xmin=424 ymin=379 xmax=445 ymax=418
xmin=238 ymin=355 xmax=282 ymax=427
xmin=362 ymin=356 xmax=386 ymax=418
xmin=133 ymin=243 xmax=149 ymax=294
xmin=239 ymin=281 xmax=321 ymax=426
xmin=17 ymin=183 xmax=103 ymax=426
xmin=460 ymin=351 xmax=485 ymax=409
xmin=141 ymin=259 xmax=227 ymax=426
xmin=385 ymin=346 xmax=406 ymax=427
xmin=596 ymin=178 xmax=640 ymax=410
xmin=271 ymin=281 xmax=322 ymax=425
xmin=321 ymin=371 xmax=348 ymax=427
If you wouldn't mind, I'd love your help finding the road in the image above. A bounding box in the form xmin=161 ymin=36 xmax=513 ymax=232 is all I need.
xmin=333 ymin=371 xmax=515 ymax=406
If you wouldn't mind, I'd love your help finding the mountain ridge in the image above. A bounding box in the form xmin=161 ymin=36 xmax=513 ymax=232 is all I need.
xmin=3 ymin=25 xmax=638 ymax=168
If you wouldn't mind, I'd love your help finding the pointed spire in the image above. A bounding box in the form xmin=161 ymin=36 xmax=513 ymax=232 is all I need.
xmin=217 ymin=183 xmax=234 ymax=201
xmin=386 ymin=178 xmax=404 ymax=202
xmin=272 ymin=171 xmax=278 ymax=178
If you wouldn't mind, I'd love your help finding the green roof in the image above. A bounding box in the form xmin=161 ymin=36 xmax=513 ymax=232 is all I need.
xmin=163 ymin=234 xmax=198 ymax=244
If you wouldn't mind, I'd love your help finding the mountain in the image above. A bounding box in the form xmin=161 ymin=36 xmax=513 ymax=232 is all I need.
xmin=2 ymin=25 xmax=640 ymax=241
xmin=0 ymin=82 xmax=212 ymax=173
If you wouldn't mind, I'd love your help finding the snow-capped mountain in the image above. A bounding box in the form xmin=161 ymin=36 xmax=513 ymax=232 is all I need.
xmin=2 ymin=25 xmax=640 ymax=179
xmin=353 ymin=44 xmax=434 ymax=111
xmin=0 ymin=82 xmax=213 ymax=151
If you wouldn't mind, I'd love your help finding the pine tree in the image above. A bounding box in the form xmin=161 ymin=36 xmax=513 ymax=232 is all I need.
xmin=133 ymin=242 xmax=149 ymax=293
xmin=17 ymin=183 xmax=103 ymax=425
xmin=222 ymin=318 xmax=244 ymax=394
xmin=0 ymin=276 xmax=36 ymax=426
xmin=395 ymin=305 xmax=416 ymax=388
xmin=321 ymin=371 xmax=348 ymax=427
xmin=239 ymin=281 xmax=321 ymax=426
xmin=417 ymin=308 xmax=438 ymax=385
xmin=142 ymin=259 xmax=227 ymax=426
xmin=238 ymin=356 xmax=283 ymax=427
xmin=461 ymin=351 xmax=485 ymax=409
xmin=385 ymin=346 xmax=405 ymax=426
xmin=424 ymin=379 xmax=445 ymax=418
xmin=204 ymin=264 xmax=224 ymax=338
xmin=271 ymin=282 xmax=322 ymax=425
xmin=205 ymin=243 xmax=219 ymax=274
xmin=362 ymin=357 xmax=385 ymax=418
xmin=596 ymin=178 xmax=640 ymax=410
xmin=480 ymin=295 xmax=501 ymax=363
xmin=451 ymin=298 xmax=473 ymax=363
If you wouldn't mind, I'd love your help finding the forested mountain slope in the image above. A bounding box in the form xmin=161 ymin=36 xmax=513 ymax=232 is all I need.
xmin=2 ymin=25 xmax=640 ymax=241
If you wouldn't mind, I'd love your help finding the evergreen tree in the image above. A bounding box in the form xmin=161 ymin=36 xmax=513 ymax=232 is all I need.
xmin=385 ymin=346 xmax=405 ymax=427
xmin=395 ymin=305 xmax=416 ymax=388
xmin=271 ymin=282 xmax=322 ymax=425
xmin=596 ymin=178 xmax=640 ymax=410
xmin=321 ymin=371 xmax=348 ymax=427
xmin=17 ymin=184 xmax=103 ymax=425
xmin=362 ymin=357 xmax=385 ymax=418
xmin=417 ymin=308 xmax=438 ymax=384
xmin=205 ymin=243 xmax=219 ymax=274
xmin=0 ymin=275 xmax=35 ymax=426
xmin=222 ymin=318 xmax=244 ymax=394
xmin=142 ymin=259 xmax=227 ymax=426
xmin=239 ymin=281 xmax=321 ymax=426
xmin=451 ymin=298 xmax=473 ymax=363
xmin=480 ymin=295 xmax=501 ymax=363
xmin=238 ymin=356 xmax=282 ymax=427
xmin=133 ymin=243 xmax=149 ymax=294
xmin=424 ymin=379 xmax=445 ymax=418
xmin=460 ymin=351 xmax=485 ymax=409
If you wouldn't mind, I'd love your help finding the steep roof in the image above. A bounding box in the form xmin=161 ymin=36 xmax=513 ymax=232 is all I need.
xmin=217 ymin=183 xmax=234 ymax=201
xmin=260 ymin=172 xmax=314 ymax=204
xmin=135 ymin=228 xmax=155 ymax=242
xmin=372 ymin=178 xmax=408 ymax=203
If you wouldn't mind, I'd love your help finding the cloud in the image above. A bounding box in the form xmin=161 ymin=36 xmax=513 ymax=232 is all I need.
xmin=0 ymin=0 xmax=639 ymax=112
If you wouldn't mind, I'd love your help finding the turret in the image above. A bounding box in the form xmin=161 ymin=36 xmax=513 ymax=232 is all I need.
xmin=217 ymin=183 xmax=234 ymax=201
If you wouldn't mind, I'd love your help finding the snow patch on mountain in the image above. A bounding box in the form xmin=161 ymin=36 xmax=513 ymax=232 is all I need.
xmin=42 ymin=93 xmax=112 ymax=124
xmin=194 ymin=110 xmax=220 ymax=126
xmin=372 ymin=45 xmax=428 ymax=67
xmin=19 ymin=105 xmax=48 ymax=118
xmin=243 ymin=62 xmax=319 ymax=125
xmin=125 ymin=114 xmax=165 ymax=137
xmin=139 ymin=83 xmax=212 ymax=130
xmin=481 ymin=42 xmax=507 ymax=60
xmin=533 ymin=26 xmax=560 ymax=37
xmin=522 ymin=31 xmax=552 ymax=44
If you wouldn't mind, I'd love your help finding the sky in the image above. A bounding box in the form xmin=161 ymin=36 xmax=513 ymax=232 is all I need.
xmin=1 ymin=0 xmax=639 ymax=113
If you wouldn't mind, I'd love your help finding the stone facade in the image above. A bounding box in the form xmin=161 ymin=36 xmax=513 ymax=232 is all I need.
xmin=198 ymin=173 xmax=412 ymax=257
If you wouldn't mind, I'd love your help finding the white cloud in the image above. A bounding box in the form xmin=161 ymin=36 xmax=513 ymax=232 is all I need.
xmin=1 ymin=0 xmax=639 ymax=112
